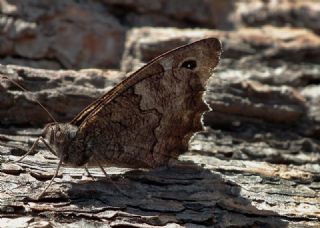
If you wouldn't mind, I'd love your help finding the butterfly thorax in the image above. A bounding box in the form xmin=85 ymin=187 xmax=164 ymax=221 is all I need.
xmin=43 ymin=123 xmax=91 ymax=166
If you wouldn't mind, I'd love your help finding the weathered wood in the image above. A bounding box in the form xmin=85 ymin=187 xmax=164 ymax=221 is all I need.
xmin=0 ymin=64 xmax=319 ymax=227
xmin=1 ymin=130 xmax=319 ymax=227
xmin=1 ymin=0 xmax=320 ymax=226
xmin=0 ymin=65 xmax=125 ymax=125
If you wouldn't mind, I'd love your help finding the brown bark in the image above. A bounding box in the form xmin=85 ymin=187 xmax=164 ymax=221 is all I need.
xmin=0 ymin=64 xmax=319 ymax=227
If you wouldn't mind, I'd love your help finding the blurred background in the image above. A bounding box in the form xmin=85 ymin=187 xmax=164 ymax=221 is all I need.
xmin=0 ymin=0 xmax=319 ymax=70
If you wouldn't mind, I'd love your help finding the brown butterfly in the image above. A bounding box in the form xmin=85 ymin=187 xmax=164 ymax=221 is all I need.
xmin=14 ymin=38 xmax=222 ymax=198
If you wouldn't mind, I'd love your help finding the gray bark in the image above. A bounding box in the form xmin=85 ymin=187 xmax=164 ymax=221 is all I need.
xmin=0 ymin=64 xmax=319 ymax=227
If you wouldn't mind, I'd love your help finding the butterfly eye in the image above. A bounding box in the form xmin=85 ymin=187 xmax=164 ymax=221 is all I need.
xmin=180 ymin=60 xmax=197 ymax=70
xmin=55 ymin=129 xmax=63 ymax=141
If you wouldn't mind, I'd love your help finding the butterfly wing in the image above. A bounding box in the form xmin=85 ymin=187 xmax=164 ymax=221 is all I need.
xmin=71 ymin=38 xmax=221 ymax=168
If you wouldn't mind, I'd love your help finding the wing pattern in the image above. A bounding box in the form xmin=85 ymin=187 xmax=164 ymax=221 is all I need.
xmin=69 ymin=38 xmax=221 ymax=168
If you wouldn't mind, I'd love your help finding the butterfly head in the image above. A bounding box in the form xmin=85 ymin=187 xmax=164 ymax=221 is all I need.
xmin=43 ymin=123 xmax=79 ymax=161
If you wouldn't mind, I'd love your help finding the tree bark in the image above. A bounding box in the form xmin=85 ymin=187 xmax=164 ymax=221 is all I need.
xmin=0 ymin=64 xmax=319 ymax=227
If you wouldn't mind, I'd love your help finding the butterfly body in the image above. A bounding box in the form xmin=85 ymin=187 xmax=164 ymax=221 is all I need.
xmin=42 ymin=38 xmax=222 ymax=169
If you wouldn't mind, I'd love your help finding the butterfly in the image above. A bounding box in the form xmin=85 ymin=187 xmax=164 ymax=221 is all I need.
xmin=14 ymin=37 xmax=222 ymax=198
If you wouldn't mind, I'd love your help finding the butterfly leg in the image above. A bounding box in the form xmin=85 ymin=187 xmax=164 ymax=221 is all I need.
xmin=84 ymin=166 xmax=96 ymax=181
xmin=92 ymin=157 xmax=131 ymax=198
xmin=16 ymin=136 xmax=56 ymax=162
xmin=12 ymin=133 xmax=60 ymax=199
xmin=26 ymin=137 xmax=61 ymax=199
xmin=39 ymin=137 xmax=57 ymax=156
xmin=16 ymin=136 xmax=42 ymax=162
xmin=36 ymin=157 xmax=63 ymax=200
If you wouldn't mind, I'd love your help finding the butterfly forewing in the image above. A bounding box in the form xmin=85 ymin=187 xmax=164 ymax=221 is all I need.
xmin=68 ymin=38 xmax=222 ymax=168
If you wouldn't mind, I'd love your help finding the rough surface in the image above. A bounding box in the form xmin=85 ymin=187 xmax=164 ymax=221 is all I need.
xmin=1 ymin=129 xmax=319 ymax=227
xmin=1 ymin=28 xmax=320 ymax=226
xmin=121 ymin=26 xmax=320 ymax=73
xmin=0 ymin=65 xmax=125 ymax=125
xmin=1 ymin=0 xmax=319 ymax=69
xmin=0 ymin=0 xmax=126 ymax=69
xmin=1 ymin=0 xmax=320 ymax=227
xmin=237 ymin=0 xmax=320 ymax=34
xmin=102 ymin=0 xmax=236 ymax=29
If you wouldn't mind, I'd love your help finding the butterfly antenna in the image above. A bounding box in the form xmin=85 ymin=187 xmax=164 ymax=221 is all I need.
xmin=1 ymin=76 xmax=57 ymax=123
